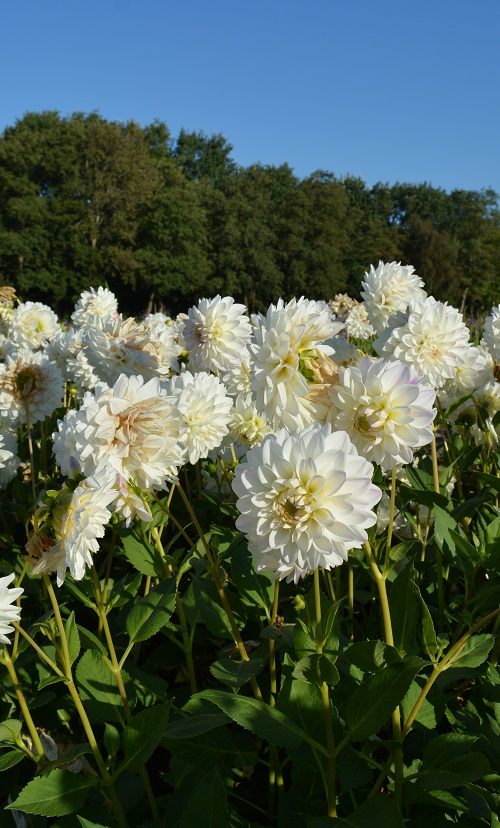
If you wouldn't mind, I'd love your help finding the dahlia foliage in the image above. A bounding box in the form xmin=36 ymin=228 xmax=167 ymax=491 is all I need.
xmin=1 ymin=268 xmax=499 ymax=825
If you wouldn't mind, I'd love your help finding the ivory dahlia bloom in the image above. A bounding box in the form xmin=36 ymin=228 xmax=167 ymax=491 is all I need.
xmin=327 ymin=357 xmax=436 ymax=470
xmin=361 ymin=261 xmax=427 ymax=333
xmin=0 ymin=574 xmax=23 ymax=645
xmin=183 ymin=296 xmax=252 ymax=372
xmin=232 ymin=423 xmax=381 ymax=583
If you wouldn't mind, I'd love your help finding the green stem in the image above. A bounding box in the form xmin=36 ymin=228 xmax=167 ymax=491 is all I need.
xmin=431 ymin=433 xmax=445 ymax=613
xmin=1 ymin=649 xmax=45 ymax=758
xmin=176 ymin=589 xmax=197 ymax=694
xmin=14 ymin=623 xmax=65 ymax=677
xmin=383 ymin=467 xmax=397 ymax=575
xmin=313 ymin=568 xmax=337 ymax=818
xmin=176 ymin=481 xmax=264 ymax=701
xmin=363 ymin=542 xmax=403 ymax=809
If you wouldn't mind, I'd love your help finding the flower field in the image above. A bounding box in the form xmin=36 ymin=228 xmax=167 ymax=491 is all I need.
xmin=0 ymin=267 xmax=500 ymax=827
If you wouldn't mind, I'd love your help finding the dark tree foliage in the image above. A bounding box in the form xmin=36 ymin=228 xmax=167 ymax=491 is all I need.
xmin=0 ymin=112 xmax=498 ymax=318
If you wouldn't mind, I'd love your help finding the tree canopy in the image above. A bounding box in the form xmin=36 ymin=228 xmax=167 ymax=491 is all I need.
xmin=0 ymin=111 xmax=498 ymax=318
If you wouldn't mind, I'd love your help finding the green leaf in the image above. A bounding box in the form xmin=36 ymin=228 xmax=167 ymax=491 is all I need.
xmin=6 ymin=768 xmax=97 ymax=816
xmin=78 ymin=819 xmax=109 ymax=828
xmin=198 ymin=689 xmax=308 ymax=751
xmin=120 ymin=529 xmax=165 ymax=577
xmin=434 ymin=505 xmax=459 ymax=560
xmin=119 ymin=701 xmax=172 ymax=774
xmin=76 ymin=650 xmax=134 ymax=726
xmin=0 ymin=719 xmax=23 ymax=743
xmin=39 ymin=744 xmax=92 ymax=775
xmin=104 ymin=723 xmax=120 ymax=758
xmin=309 ymin=792 xmax=404 ymax=826
xmin=192 ymin=576 xmax=244 ymax=638
xmin=76 ymin=624 xmax=107 ymax=655
xmin=401 ymin=677 xmax=445 ymax=729
xmin=0 ymin=749 xmax=26 ymax=771
xmin=389 ymin=563 xmax=419 ymax=656
xmin=179 ymin=767 xmax=229 ymax=827
xmin=126 ymin=577 xmax=177 ymax=643
xmin=413 ymin=582 xmax=439 ymax=659
xmin=448 ymin=529 xmax=483 ymax=564
xmin=419 ymin=733 xmax=490 ymax=790
xmin=344 ymin=640 xmax=401 ymax=672
xmin=345 ymin=658 xmax=424 ymax=740
xmin=164 ymin=724 xmax=257 ymax=769
xmin=64 ymin=611 xmax=81 ymax=665
xmin=448 ymin=634 xmax=495 ymax=669
xmin=210 ymin=657 xmax=264 ymax=690
xmin=230 ymin=534 xmax=274 ymax=613
xmin=292 ymin=654 xmax=340 ymax=686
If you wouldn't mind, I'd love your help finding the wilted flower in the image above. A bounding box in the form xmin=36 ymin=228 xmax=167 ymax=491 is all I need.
xmin=0 ymin=350 xmax=64 ymax=425
xmin=361 ymin=261 xmax=427 ymax=333
xmin=328 ymin=293 xmax=358 ymax=321
xmin=327 ymin=357 xmax=436 ymax=470
xmin=0 ymin=574 xmax=23 ymax=645
xmin=233 ymin=423 xmax=381 ymax=583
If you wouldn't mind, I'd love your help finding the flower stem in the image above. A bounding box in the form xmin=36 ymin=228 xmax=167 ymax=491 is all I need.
xmin=383 ymin=467 xmax=397 ymax=575
xmin=313 ymin=568 xmax=337 ymax=817
xmin=176 ymin=589 xmax=197 ymax=694
xmin=0 ymin=648 xmax=45 ymax=758
xmin=431 ymin=433 xmax=445 ymax=613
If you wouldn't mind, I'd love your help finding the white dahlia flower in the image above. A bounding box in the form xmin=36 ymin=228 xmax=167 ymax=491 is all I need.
xmin=325 ymin=336 xmax=363 ymax=369
xmin=165 ymin=371 xmax=233 ymax=465
xmin=328 ymin=293 xmax=358 ymax=321
xmin=0 ymin=574 xmax=23 ymax=645
xmin=345 ymin=303 xmax=375 ymax=339
xmin=183 ymin=295 xmax=252 ymax=373
xmin=232 ymin=423 xmax=381 ymax=583
xmin=0 ymin=350 xmax=64 ymax=425
xmin=114 ymin=476 xmax=153 ymax=527
xmin=374 ymin=297 xmax=470 ymax=388
xmin=52 ymin=462 xmax=118 ymax=581
xmin=438 ymin=344 xmax=494 ymax=409
xmin=361 ymin=261 xmax=427 ymax=333
xmin=230 ymin=394 xmax=272 ymax=448
xmin=483 ymin=305 xmax=500 ymax=361
xmin=220 ymin=352 xmax=252 ymax=397
xmin=0 ymin=428 xmax=19 ymax=489
xmin=53 ymin=374 xmax=183 ymax=490
xmin=81 ymin=315 xmax=166 ymax=385
xmin=327 ymin=357 xmax=436 ymax=470
xmin=9 ymin=301 xmax=60 ymax=350
xmin=71 ymin=287 xmax=118 ymax=328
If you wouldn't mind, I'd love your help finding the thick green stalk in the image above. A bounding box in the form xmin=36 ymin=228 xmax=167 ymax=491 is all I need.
xmin=1 ymin=649 xmax=45 ymax=759
xmin=313 ymin=568 xmax=337 ymax=817
xmin=431 ymin=433 xmax=445 ymax=613
xmin=383 ymin=467 xmax=397 ymax=576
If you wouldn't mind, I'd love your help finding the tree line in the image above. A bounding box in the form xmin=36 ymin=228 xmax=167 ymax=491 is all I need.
xmin=0 ymin=111 xmax=498 ymax=319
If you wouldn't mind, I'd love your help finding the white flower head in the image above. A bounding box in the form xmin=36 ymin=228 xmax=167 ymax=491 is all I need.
xmin=483 ymin=305 xmax=500 ymax=362
xmin=71 ymin=287 xmax=118 ymax=328
xmin=361 ymin=261 xmax=427 ymax=333
xmin=233 ymin=423 xmax=381 ymax=583
xmin=374 ymin=296 xmax=471 ymax=388
xmin=328 ymin=293 xmax=358 ymax=321
xmin=53 ymin=374 xmax=184 ymax=490
xmin=81 ymin=315 xmax=165 ymax=386
xmin=230 ymin=393 xmax=272 ymax=448
xmin=0 ymin=350 xmax=64 ymax=425
xmin=0 ymin=428 xmax=19 ymax=488
xmin=0 ymin=574 xmax=23 ymax=645
xmin=165 ymin=371 xmax=233 ymax=465
xmin=183 ymin=295 xmax=252 ymax=373
xmin=438 ymin=344 xmax=494 ymax=409
xmin=327 ymin=357 xmax=437 ymax=470
xmin=345 ymin=303 xmax=375 ymax=339
xmin=9 ymin=301 xmax=60 ymax=350
xmin=52 ymin=462 xmax=118 ymax=581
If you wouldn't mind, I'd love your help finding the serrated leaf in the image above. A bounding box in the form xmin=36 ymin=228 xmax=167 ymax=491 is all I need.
xmin=344 ymin=640 xmax=401 ymax=672
xmin=419 ymin=734 xmax=490 ymax=790
xmin=39 ymin=744 xmax=92 ymax=775
xmin=119 ymin=701 xmax=172 ymax=774
xmin=0 ymin=749 xmax=26 ymax=771
xmin=6 ymin=768 xmax=96 ymax=816
xmin=126 ymin=577 xmax=177 ymax=643
xmin=120 ymin=529 xmax=165 ymax=577
xmin=198 ymin=689 xmax=307 ymax=750
xmin=104 ymin=723 xmax=120 ymax=758
xmin=389 ymin=563 xmax=419 ymax=656
xmin=448 ymin=634 xmax=495 ymax=669
xmin=77 ymin=625 xmax=107 ymax=654
xmin=179 ymin=766 xmax=229 ymax=827
xmin=210 ymin=657 xmax=264 ymax=690
xmin=292 ymin=654 xmax=340 ymax=686
xmin=309 ymin=792 xmax=404 ymax=826
xmin=231 ymin=535 xmax=274 ymax=613
xmin=64 ymin=611 xmax=81 ymax=665
xmin=76 ymin=650 xmax=134 ymax=726
xmin=78 ymin=818 xmax=109 ymax=828
xmin=0 ymin=719 xmax=23 ymax=743
xmin=345 ymin=658 xmax=424 ymax=740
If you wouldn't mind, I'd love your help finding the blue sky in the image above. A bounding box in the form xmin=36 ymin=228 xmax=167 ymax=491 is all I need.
xmin=1 ymin=0 xmax=499 ymax=195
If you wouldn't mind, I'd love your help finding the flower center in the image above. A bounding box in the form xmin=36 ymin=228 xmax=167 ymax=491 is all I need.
xmin=274 ymin=492 xmax=308 ymax=526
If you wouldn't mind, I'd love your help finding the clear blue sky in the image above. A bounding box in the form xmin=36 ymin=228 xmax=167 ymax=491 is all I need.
xmin=2 ymin=0 xmax=499 ymax=195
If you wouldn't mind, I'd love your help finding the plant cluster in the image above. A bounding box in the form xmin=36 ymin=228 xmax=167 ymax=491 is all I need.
xmin=0 ymin=267 xmax=500 ymax=827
